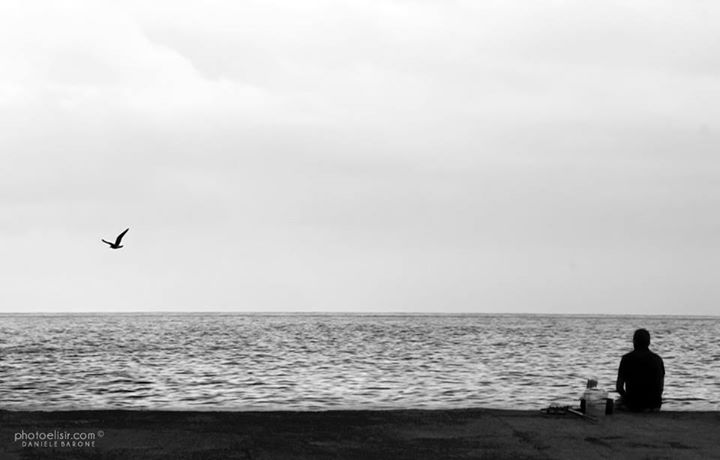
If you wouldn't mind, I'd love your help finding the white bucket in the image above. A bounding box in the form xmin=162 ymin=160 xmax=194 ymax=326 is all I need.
xmin=584 ymin=388 xmax=608 ymax=417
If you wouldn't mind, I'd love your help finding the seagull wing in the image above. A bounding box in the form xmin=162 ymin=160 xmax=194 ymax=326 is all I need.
xmin=101 ymin=239 xmax=113 ymax=246
xmin=115 ymin=228 xmax=129 ymax=245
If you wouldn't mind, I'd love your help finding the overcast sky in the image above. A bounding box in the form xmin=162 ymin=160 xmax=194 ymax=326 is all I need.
xmin=1 ymin=0 xmax=719 ymax=314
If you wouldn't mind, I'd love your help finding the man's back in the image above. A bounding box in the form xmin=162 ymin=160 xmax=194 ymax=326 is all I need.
xmin=617 ymin=348 xmax=665 ymax=411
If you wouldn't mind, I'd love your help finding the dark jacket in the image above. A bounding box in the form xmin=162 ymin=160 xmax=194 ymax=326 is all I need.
xmin=616 ymin=348 xmax=665 ymax=411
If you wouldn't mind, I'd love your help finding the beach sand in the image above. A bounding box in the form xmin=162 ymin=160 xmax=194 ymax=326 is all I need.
xmin=1 ymin=409 xmax=718 ymax=459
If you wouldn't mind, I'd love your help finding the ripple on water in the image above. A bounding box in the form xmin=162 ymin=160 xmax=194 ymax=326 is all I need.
xmin=0 ymin=314 xmax=718 ymax=411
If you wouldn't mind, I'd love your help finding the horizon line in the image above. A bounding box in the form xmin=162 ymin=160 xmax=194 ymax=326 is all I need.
xmin=0 ymin=310 xmax=718 ymax=318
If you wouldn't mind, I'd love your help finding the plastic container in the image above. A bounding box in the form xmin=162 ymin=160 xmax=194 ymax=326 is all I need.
xmin=582 ymin=388 xmax=608 ymax=417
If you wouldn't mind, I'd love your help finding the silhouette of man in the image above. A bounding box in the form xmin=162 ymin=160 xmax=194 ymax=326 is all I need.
xmin=616 ymin=328 xmax=665 ymax=411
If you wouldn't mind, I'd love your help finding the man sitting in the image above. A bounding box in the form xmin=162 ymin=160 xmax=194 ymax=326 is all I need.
xmin=616 ymin=328 xmax=665 ymax=412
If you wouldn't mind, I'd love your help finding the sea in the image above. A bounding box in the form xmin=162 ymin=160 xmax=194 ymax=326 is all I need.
xmin=0 ymin=314 xmax=718 ymax=411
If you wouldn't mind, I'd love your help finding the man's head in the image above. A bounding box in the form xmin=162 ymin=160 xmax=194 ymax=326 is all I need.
xmin=633 ymin=328 xmax=651 ymax=350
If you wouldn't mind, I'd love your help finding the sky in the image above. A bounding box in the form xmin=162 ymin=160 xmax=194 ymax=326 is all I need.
xmin=1 ymin=0 xmax=719 ymax=314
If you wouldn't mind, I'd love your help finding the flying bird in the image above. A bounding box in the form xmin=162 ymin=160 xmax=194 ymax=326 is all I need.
xmin=102 ymin=228 xmax=129 ymax=249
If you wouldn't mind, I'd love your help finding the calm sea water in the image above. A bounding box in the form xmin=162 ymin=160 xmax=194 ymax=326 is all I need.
xmin=0 ymin=314 xmax=718 ymax=411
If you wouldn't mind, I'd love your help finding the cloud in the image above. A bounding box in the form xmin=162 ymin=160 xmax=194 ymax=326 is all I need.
xmin=1 ymin=0 xmax=720 ymax=313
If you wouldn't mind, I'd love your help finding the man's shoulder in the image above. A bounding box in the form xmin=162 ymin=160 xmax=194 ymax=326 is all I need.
xmin=621 ymin=350 xmax=636 ymax=360
xmin=622 ymin=349 xmax=663 ymax=361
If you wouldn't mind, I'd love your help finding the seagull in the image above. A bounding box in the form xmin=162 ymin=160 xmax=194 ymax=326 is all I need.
xmin=102 ymin=228 xmax=129 ymax=249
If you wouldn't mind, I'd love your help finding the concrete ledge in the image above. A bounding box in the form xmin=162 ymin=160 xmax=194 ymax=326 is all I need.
xmin=1 ymin=409 xmax=719 ymax=459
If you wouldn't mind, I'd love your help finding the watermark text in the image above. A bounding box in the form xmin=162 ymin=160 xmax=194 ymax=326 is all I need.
xmin=13 ymin=429 xmax=103 ymax=448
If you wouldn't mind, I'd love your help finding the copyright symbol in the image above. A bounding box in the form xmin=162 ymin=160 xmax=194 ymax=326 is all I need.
xmin=97 ymin=431 xmax=104 ymax=438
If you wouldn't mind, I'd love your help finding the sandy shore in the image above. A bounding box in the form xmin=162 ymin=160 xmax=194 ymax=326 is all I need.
xmin=1 ymin=409 xmax=718 ymax=459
